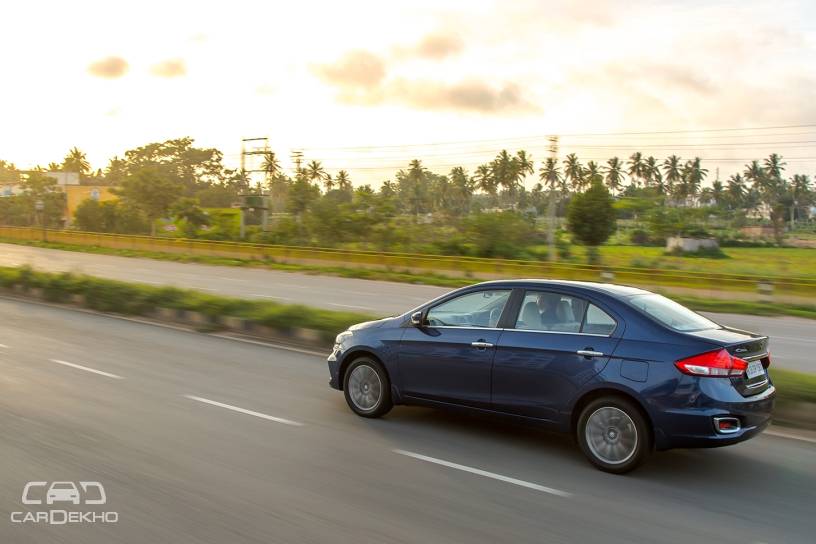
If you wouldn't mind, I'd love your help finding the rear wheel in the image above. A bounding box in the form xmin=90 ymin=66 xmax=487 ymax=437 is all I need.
xmin=343 ymin=357 xmax=393 ymax=418
xmin=577 ymin=396 xmax=651 ymax=474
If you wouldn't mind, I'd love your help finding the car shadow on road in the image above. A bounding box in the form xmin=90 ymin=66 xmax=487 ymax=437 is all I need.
xmin=343 ymin=402 xmax=807 ymax=492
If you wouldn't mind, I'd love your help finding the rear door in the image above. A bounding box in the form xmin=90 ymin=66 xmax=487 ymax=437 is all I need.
xmin=398 ymin=288 xmax=513 ymax=409
xmin=491 ymin=290 xmax=622 ymax=422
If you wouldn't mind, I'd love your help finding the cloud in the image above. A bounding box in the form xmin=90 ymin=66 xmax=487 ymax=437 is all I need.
xmin=391 ymin=79 xmax=535 ymax=113
xmin=150 ymin=59 xmax=187 ymax=78
xmin=412 ymin=32 xmax=463 ymax=59
xmin=87 ymin=56 xmax=129 ymax=79
xmin=314 ymin=50 xmax=386 ymax=89
xmin=315 ymin=46 xmax=534 ymax=114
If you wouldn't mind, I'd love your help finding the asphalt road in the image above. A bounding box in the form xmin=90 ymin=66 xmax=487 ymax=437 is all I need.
xmin=0 ymin=299 xmax=814 ymax=543
xmin=1 ymin=242 xmax=814 ymax=373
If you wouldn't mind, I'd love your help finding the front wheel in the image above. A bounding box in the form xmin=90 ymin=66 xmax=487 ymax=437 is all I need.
xmin=577 ymin=396 xmax=651 ymax=474
xmin=343 ymin=358 xmax=393 ymax=418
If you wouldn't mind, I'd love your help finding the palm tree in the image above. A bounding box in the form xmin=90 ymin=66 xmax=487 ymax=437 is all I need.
xmin=62 ymin=147 xmax=90 ymax=175
xmin=662 ymin=155 xmax=683 ymax=196
xmin=474 ymin=164 xmax=497 ymax=201
xmin=515 ymin=150 xmax=535 ymax=182
xmin=335 ymin=170 xmax=352 ymax=192
xmin=448 ymin=166 xmax=473 ymax=215
xmin=323 ymin=173 xmax=335 ymax=192
xmin=684 ymin=157 xmax=708 ymax=200
xmin=627 ymin=152 xmax=645 ymax=188
xmin=643 ymin=156 xmax=660 ymax=190
xmin=603 ymin=157 xmax=625 ymax=196
xmin=261 ymin=152 xmax=281 ymax=179
xmin=538 ymin=157 xmax=562 ymax=191
xmin=791 ymin=174 xmax=812 ymax=226
xmin=583 ymin=161 xmax=602 ymax=184
xmin=563 ymin=153 xmax=583 ymax=193
xmin=709 ymin=180 xmax=724 ymax=207
xmin=763 ymin=153 xmax=786 ymax=181
xmin=743 ymin=160 xmax=766 ymax=191
xmin=305 ymin=160 xmax=327 ymax=186
xmin=492 ymin=150 xmax=520 ymax=198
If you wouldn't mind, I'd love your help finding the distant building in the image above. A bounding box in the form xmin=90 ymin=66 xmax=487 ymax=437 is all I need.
xmin=0 ymin=171 xmax=80 ymax=197
xmin=63 ymin=185 xmax=118 ymax=225
xmin=0 ymin=172 xmax=117 ymax=226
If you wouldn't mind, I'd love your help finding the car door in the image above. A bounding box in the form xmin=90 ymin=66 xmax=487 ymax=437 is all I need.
xmin=398 ymin=288 xmax=513 ymax=409
xmin=491 ymin=290 xmax=622 ymax=423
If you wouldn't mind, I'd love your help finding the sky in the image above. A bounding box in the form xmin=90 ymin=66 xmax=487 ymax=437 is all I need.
xmin=1 ymin=0 xmax=815 ymax=187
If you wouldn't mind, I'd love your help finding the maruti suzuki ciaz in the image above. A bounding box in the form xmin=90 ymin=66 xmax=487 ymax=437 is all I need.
xmin=327 ymin=280 xmax=775 ymax=473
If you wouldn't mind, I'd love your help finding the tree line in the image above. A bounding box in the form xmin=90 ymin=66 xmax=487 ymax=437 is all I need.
xmin=1 ymin=138 xmax=813 ymax=255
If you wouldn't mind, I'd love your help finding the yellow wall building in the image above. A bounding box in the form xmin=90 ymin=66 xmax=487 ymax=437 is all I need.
xmin=61 ymin=186 xmax=118 ymax=225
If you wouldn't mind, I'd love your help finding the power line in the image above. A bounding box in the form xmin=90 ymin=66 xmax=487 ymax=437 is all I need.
xmin=294 ymin=123 xmax=816 ymax=152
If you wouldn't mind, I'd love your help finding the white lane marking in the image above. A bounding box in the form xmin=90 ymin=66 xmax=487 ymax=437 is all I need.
xmin=0 ymin=343 xmax=8 ymax=348
xmin=216 ymin=277 xmax=247 ymax=282
xmin=49 ymin=359 xmax=123 ymax=380
xmin=208 ymin=333 xmax=326 ymax=356
xmin=765 ymin=428 xmax=816 ymax=445
xmin=393 ymin=449 xmax=571 ymax=498
xmin=184 ymin=395 xmax=303 ymax=426
xmin=328 ymin=303 xmax=373 ymax=311
xmin=251 ymin=294 xmax=294 ymax=301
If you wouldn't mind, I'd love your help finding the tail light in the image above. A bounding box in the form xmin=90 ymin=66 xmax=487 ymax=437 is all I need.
xmin=674 ymin=348 xmax=748 ymax=377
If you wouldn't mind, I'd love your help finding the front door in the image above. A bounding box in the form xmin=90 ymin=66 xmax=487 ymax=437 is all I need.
xmin=398 ymin=288 xmax=512 ymax=409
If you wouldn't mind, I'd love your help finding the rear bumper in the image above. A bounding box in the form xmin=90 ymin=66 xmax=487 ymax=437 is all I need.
xmin=653 ymin=383 xmax=776 ymax=450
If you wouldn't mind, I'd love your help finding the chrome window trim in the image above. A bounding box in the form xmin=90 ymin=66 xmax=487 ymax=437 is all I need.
xmin=504 ymin=328 xmax=613 ymax=338
xmin=429 ymin=326 xmax=505 ymax=332
xmin=427 ymin=325 xmax=612 ymax=337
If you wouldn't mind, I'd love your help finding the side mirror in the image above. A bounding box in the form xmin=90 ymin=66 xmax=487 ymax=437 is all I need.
xmin=410 ymin=311 xmax=424 ymax=327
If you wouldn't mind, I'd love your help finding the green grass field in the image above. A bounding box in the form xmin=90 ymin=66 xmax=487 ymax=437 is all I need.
xmin=568 ymin=245 xmax=816 ymax=278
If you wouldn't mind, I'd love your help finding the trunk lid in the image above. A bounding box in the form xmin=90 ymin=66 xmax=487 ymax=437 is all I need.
xmin=685 ymin=326 xmax=771 ymax=396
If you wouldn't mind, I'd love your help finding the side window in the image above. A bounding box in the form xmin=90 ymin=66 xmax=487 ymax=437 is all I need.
xmin=426 ymin=290 xmax=511 ymax=328
xmin=514 ymin=291 xmax=587 ymax=333
xmin=582 ymin=304 xmax=616 ymax=335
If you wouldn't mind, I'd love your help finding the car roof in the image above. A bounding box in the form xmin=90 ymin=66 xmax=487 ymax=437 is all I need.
xmin=471 ymin=279 xmax=650 ymax=298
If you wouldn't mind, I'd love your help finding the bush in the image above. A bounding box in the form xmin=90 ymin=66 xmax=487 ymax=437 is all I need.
xmin=463 ymin=211 xmax=540 ymax=259
xmin=630 ymin=228 xmax=651 ymax=245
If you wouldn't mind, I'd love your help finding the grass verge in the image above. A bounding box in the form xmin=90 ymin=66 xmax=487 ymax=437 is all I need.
xmin=0 ymin=265 xmax=378 ymax=344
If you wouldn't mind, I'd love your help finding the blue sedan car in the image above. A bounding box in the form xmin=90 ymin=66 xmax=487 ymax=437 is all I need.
xmin=327 ymin=280 xmax=775 ymax=473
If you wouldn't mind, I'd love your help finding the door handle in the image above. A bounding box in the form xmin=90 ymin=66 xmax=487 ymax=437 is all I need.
xmin=471 ymin=341 xmax=494 ymax=349
xmin=577 ymin=350 xmax=604 ymax=358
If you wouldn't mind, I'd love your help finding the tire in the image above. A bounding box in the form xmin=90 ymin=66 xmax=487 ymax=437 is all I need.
xmin=577 ymin=396 xmax=651 ymax=474
xmin=343 ymin=357 xmax=393 ymax=418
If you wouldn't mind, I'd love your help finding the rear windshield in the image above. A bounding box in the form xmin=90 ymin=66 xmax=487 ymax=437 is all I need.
xmin=628 ymin=294 xmax=719 ymax=332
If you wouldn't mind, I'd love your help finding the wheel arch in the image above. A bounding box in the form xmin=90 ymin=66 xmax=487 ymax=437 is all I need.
xmin=570 ymin=386 xmax=655 ymax=444
xmin=338 ymin=349 xmax=388 ymax=391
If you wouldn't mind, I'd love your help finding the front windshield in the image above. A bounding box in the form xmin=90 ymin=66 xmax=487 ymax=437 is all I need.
xmin=628 ymin=294 xmax=719 ymax=332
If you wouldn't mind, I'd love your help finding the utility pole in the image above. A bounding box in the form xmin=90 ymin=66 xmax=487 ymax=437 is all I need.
xmin=239 ymin=137 xmax=270 ymax=238
xmin=35 ymin=199 xmax=45 ymax=242
xmin=546 ymin=135 xmax=559 ymax=263
xmin=290 ymin=150 xmax=304 ymax=178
